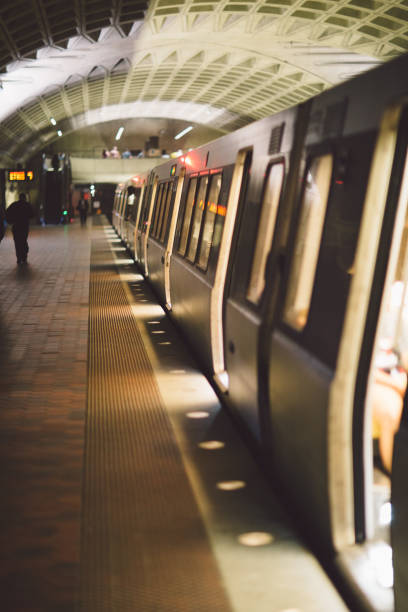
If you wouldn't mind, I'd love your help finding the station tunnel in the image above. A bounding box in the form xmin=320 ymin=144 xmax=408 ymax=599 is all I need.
xmin=1 ymin=2 xmax=408 ymax=611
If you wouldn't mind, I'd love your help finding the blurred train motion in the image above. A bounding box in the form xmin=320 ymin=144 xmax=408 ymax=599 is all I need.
xmin=112 ymin=53 xmax=408 ymax=612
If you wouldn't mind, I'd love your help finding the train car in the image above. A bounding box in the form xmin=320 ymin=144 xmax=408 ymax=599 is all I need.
xmin=112 ymin=172 xmax=149 ymax=258
xmin=263 ymin=55 xmax=408 ymax=612
xmin=114 ymin=53 xmax=408 ymax=612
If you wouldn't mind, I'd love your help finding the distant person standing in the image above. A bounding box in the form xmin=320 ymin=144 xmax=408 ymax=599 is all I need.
xmin=77 ymin=196 xmax=88 ymax=226
xmin=110 ymin=145 xmax=120 ymax=159
xmin=5 ymin=193 xmax=34 ymax=264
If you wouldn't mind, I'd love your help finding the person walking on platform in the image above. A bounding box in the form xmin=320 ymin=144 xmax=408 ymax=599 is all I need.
xmin=77 ymin=196 xmax=88 ymax=226
xmin=5 ymin=193 xmax=34 ymax=265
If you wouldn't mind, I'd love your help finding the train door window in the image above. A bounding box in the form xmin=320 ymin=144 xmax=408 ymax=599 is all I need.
xmin=283 ymin=154 xmax=333 ymax=331
xmin=120 ymin=190 xmax=126 ymax=218
xmin=124 ymin=194 xmax=132 ymax=221
xmin=152 ymin=183 xmax=164 ymax=238
xmin=197 ymin=173 xmax=223 ymax=271
xmin=159 ymin=182 xmax=174 ymax=243
xmin=127 ymin=192 xmax=135 ymax=221
xmin=117 ymin=192 xmax=124 ymax=216
xmin=156 ymin=182 xmax=170 ymax=242
xmin=120 ymin=194 xmax=128 ymax=220
xmin=131 ymin=188 xmax=141 ymax=223
xmin=178 ymin=177 xmax=198 ymax=256
xmin=187 ymin=175 xmax=209 ymax=263
xmin=139 ymin=184 xmax=152 ymax=231
xmin=246 ymin=162 xmax=284 ymax=305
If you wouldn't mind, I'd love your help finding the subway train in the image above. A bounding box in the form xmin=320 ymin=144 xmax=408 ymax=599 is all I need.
xmin=112 ymin=52 xmax=408 ymax=612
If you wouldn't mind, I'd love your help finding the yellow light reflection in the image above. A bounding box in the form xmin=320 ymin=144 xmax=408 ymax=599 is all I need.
xmin=216 ymin=481 xmax=246 ymax=491
xmin=238 ymin=532 xmax=274 ymax=547
xmin=186 ymin=411 xmax=210 ymax=419
xmin=120 ymin=273 xmax=143 ymax=282
xmin=199 ymin=441 xmax=225 ymax=450
xmin=130 ymin=304 xmax=164 ymax=318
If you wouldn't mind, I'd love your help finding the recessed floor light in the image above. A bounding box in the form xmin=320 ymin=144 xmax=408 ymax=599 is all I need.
xmin=238 ymin=532 xmax=274 ymax=547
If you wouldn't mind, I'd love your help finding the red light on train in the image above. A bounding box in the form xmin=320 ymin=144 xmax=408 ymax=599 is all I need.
xmin=131 ymin=176 xmax=140 ymax=184
xmin=179 ymin=155 xmax=193 ymax=166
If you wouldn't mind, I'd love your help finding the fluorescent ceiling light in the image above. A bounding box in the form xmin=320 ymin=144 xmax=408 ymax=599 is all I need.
xmin=57 ymin=130 xmax=62 ymax=137
xmin=174 ymin=126 xmax=193 ymax=140
xmin=115 ymin=126 xmax=124 ymax=140
xmin=50 ymin=117 xmax=56 ymax=125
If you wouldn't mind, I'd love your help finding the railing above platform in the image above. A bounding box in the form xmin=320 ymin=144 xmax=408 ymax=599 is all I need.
xmin=70 ymin=157 xmax=163 ymax=184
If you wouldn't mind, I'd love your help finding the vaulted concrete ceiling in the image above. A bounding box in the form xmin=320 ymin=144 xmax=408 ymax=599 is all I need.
xmin=0 ymin=0 xmax=407 ymax=166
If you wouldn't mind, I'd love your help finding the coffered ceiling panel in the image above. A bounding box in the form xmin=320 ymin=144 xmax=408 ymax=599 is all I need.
xmin=0 ymin=0 xmax=407 ymax=165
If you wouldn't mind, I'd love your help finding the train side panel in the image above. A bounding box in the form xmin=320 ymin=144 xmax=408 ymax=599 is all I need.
xmin=224 ymin=108 xmax=299 ymax=440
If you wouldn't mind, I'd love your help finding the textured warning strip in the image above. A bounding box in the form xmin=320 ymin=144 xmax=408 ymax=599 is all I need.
xmin=79 ymin=225 xmax=232 ymax=612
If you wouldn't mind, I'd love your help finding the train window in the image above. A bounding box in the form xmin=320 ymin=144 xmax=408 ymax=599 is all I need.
xmin=159 ymin=182 xmax=174 ymax=243
xmin=130 ymin=188 xmax=141 ymax=223
xmin=178 ymin=177 xmax=198 ymax=256
xmin=127 ymin=193 xmax=135 ymax=221
xmin=156 ymin=182 xmax=169 ymax=241
xmin=139 ymin=183 xmax=152 ymax=231
xmin=283 ymin=154 xmax=333 ymax=331
xmin=156 ymin=182 xmax=169 ymax=240
xmin=151 ymin=183 xmax=164 ymax=238
xmin=117 ymin=192 xmax=124 ymax=216
xmin=246 ymin=162 xmax=284 ymax=305
xmin=187 ymin=175 xmax=209 ymax=263
xmin=120 ymin=193 xmax=127 ymax=218
xmin=197 ymin=173 xmax=222 ymax=271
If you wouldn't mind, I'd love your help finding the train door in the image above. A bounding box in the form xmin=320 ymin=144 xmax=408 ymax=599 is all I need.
xmin=141 ymin=177 xmax=158 ymax=276
xmin=136 ymin=182 xmax=152 ymax=265
xmin=164 ymin=168 xmax=185 ymax=309
xmin=330 ymin=105 xmax=408 ymax=610
xmin=112 ymin=188 xmax=121 ymax=231
xmin=118 ymin=190 xmax=127 ymax=239
xmin=211 ymin=148 xmax=252 ymax=391
xmin=123 ymin=193 xmax=131 ymax=246
xmin=133 ymin=184 xmax=144 ymax=262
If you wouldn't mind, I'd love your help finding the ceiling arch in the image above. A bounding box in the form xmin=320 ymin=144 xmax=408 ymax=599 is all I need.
xmin=0 ymin=0 xmax=407 ymax=165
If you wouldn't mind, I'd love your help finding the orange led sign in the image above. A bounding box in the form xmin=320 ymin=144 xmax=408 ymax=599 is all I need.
xmin=8 ymin=170 xmax=34 ymax=181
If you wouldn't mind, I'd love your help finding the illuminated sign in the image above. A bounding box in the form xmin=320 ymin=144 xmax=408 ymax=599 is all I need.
xmin=8 ymin=170 xmax=34 ymax=181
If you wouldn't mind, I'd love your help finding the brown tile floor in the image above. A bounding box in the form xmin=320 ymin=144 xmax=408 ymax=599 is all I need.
xmin=0 ymin=219 xmax=350 ymax=612
xmin=0 ymin=221 xmax=90 ymax=612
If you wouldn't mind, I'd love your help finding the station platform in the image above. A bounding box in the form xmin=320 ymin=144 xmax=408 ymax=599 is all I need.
xmin=0 ymin=216 xmax=349 ymax=612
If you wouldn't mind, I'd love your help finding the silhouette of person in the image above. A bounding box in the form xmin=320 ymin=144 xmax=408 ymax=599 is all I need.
xmin=110 ymin=145 xmax=120 ymax=159
xmin=5 ymin=193 xmax=34 ymax=264
xmin=76 ymin=196 xmax=88 ymax=226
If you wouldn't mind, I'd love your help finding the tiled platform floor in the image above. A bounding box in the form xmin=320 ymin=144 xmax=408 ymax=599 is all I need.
xmin=0 ymin=218 xmax=349 ymax=612
xmin=0 ymin=222 xmax=90 ymax=611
